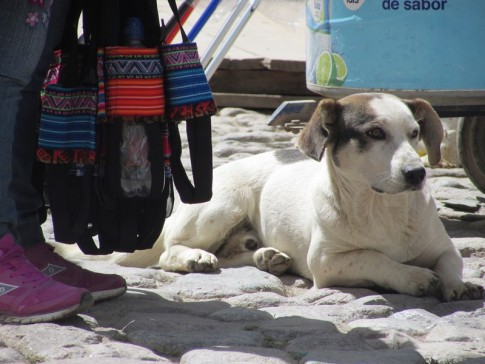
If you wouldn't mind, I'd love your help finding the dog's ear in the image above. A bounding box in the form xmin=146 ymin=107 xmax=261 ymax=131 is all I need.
xmin=403 ymin=98 xmax=444 ymax=166
xmin=297 ymin=98 xmax=337 ymax=161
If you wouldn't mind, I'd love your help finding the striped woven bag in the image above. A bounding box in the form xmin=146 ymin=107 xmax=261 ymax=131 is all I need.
xmin=104 ymin=46 xmax=165 ymax=121
xmin=160 ymin=0 xmax=217 ymax=122
xmin=37 ymin=1 xmax=98 ymax=165
xmin=161 ymin=42 xmax=217 ymax=122
xmin=38 ymin=85 xmax=97 ymax=164
xmin=157 ymin=0 xmax=215 ymax=204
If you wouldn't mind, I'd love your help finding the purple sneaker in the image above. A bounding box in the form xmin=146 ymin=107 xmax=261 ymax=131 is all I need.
xmin=0 ymin=234 xmax=93 ymax=324
xmin=25 ymin=243 xmax=127 ymax=303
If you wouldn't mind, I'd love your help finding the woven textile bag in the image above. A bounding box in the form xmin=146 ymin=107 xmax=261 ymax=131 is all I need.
xmin=104 ymin=46 xmax=165 ymax=121
xmin=36 ymin=0 xmax=99 ymax=244
xmin=37 ymin=1 xmax=98 ymax=165
xmin=161 ymin=42 xmax=217 ymax=122
xmin=160 ymin=0 xmax=217 ymax=122
xmin=160 ymin=0 xmax=215 ymax=204
xmin=100 ymin=44 xmax=167 ymax=200
xmin=99 ymin=12 xmax=166 ymax=199
xmin=75 ymin=0 xmax=174 ymax=254
xmin=38 ymin=86 xmax=97 ymax=164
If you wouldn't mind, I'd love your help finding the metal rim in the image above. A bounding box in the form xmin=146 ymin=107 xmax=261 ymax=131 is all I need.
xmin=457 ymin=116 xmax=485 ymax=194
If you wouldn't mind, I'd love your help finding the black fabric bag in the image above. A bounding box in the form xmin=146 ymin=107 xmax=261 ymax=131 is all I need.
xmin=77 ymin=122 xmax=174 ymax=254
xmin=75 ymin=0 xmax=173 ymax=254
xmin=162 ymin=0 xmax=214 ymax=204
xmin=38 ymin=0 xmax=98 ymax=244
xmin=37 ymin=0 xmax=213 ymax=255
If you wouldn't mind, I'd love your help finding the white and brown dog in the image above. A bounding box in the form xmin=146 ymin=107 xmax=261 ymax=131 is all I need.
xmin=114 ymin=93 xmax=483 ymax=301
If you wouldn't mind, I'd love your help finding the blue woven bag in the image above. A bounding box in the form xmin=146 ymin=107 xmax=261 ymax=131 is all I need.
xmin=160 ymin=0 xmax=217 ymax=122
xmin=161 ymin=42 xmax=217 ymax=122
xmin=38 ymin=85 xmax=97 ymax=164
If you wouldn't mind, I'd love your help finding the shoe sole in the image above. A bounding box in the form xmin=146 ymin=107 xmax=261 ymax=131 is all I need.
xmin=91 ymin=285 xmax=127 ymax=303
xmin=0 ymin=292 xmax=94 ymax=324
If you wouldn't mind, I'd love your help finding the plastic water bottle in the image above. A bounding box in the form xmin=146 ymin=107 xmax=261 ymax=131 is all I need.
xmin=120 ymin=17 xmax=152 ymax=197
xmin=120 ymin=123 xmax=151 ymax=197
xmin=124 ymin=17 xmax=144 ymax=47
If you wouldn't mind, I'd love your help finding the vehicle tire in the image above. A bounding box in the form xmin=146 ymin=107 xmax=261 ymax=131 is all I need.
xmin=457 ymin=116 xmax=485 ymax=194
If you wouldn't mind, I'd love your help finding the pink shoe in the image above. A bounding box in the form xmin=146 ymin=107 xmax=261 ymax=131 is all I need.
xmin=25 ymin=243 xmax=127 ymax=303
xmin=0 ymin=234 xmax=93 ymax=324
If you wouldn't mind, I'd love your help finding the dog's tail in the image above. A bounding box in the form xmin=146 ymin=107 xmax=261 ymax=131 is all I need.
xmin=114 ymin=233 xmax=165 ymax=267
xmin=51 ymin=231 xmax=166 ymax=268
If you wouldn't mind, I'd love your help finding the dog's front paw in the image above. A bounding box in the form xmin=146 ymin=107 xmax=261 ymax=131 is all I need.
xmin=442 ymin=282 xmax=484 ymax=302
xmin=254 ymin=248 xmax=292 ymax=276
xmin=398 ymin=267 xmax=441 ymax=297
xmin=185 ymin=249 xmax=218 ymax=273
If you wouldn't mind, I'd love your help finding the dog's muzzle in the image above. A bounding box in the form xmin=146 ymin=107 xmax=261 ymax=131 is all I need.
xmin=402 ymin=165 xmax=426 ymax=189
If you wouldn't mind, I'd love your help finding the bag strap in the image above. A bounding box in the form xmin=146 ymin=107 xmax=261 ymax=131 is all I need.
xmin=76 ymin=177 xmax=171 ymax=255
xmin=80 ymin=1 xmax=100 ymax=86
xmin=163 ymin=0 xmax=190 ymax=43
xmin=169 ymin=117 xmax=213 ymax=204
xmin=58 ymin=0 xmax=99 ymax=87
xmin=163 ymin=0 xmax=214 ymax=204
xmin=58 ymin=1 xmax=84 ymax=87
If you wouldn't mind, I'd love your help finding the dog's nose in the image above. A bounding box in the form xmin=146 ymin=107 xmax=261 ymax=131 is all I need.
xmin=402 ymin=165 xmax=426 ymax=186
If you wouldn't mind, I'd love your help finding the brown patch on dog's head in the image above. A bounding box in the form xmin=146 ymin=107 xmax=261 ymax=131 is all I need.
xmin=403 ymin=98 xmax=444 ymax=166
xmin=297 ymin=94 xmax=376 ymax=161
xmin=297 ymin=98 xmax=337 ymax=161
xmin=298 ymin=94 xmax=443 ymax=166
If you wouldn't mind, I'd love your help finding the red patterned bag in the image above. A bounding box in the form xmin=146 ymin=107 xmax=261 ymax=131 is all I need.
xmin=104 ymin=46 xmax=165 ymax=121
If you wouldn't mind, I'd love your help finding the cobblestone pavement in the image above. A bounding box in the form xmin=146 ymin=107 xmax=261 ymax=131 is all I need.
xmin=0 ymin=109 xmax=483 ymax=364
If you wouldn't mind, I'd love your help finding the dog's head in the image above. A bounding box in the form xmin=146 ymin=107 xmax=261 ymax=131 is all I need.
xmin=297 ymin=93 xmax=444 ymax=194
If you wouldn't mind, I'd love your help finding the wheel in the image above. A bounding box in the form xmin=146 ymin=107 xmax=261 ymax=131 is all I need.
xmin=457 ymin=116 xmax=485 ymax=194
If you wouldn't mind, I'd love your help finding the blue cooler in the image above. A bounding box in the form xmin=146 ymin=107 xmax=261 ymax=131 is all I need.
xmin=306 ymin=0 xmax=485 ymax=115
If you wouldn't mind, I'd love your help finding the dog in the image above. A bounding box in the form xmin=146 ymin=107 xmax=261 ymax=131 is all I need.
xmin=115 ymin=93 xmax=483 ymax=301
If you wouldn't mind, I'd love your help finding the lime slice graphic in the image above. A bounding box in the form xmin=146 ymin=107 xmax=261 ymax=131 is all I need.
xmin=331 ymin=53 xmax=348 ymax=86
xmin=316 ymin=51 xmax=334 ymax=86
xmin=316 ymin=51 xmax=348 ymax=87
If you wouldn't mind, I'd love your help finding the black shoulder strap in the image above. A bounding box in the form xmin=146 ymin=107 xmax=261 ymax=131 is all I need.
xmin=169 ymin=117 xmax=213 ymax=204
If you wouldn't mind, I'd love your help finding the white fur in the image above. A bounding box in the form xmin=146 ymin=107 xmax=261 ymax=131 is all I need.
xmin=76 ymin=93 xmax=483 ymax=302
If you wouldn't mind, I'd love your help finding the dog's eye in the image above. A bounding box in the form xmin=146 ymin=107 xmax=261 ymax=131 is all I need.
xmin=366 ymin=128 xmax=385 ymax=140
xmin=411 ymin=129 xmax=419 ymax=138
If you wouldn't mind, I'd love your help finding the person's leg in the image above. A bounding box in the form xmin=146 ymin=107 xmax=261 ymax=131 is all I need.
xmin=7 ymin=0 xmax=127 ymax=303
xmin=0 ymin=0 xmax=93 ymax=323
xmin=9 ymin=0 xmax=73 ymax=248
xmin=0 ymin=0 xmax=56 ymax=239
